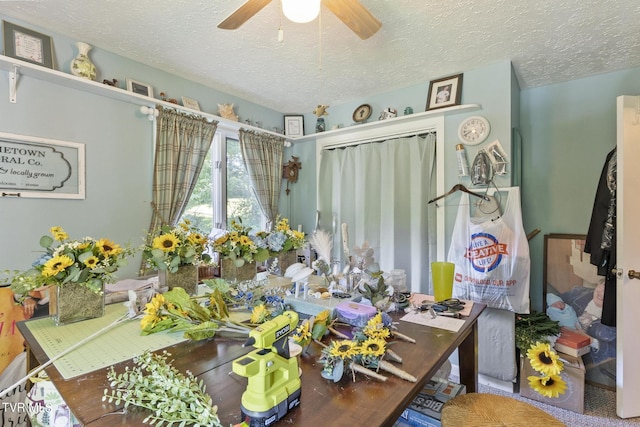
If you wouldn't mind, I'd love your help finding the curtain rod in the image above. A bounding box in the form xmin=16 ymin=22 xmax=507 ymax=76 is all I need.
xmin=322 ymin=129 xmax=436 ymax=150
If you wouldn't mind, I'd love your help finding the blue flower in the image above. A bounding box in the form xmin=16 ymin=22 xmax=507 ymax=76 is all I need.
xmin=266 ymin=232 xmax=286 ymax=252
xmin=32 ymin=254 xmax=52 ymax=267
xmin=252 ymin=234 xmax=268 ymax=249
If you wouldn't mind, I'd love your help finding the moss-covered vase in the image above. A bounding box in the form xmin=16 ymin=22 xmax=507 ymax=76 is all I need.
xmin=50 ymin=283 xmax=104 ymax=326
xmin=158 ymin=264 xmax=199 ymax=296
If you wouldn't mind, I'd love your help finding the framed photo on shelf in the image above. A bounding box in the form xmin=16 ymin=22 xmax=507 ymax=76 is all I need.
xmin=181 ymin=96 xmax=201 ymax=111
xmin=425 ymin=73 xmax=463 ymax=111
xmin=284 ymin=115 xmax=304 ymax=137
xmin=2 ymin=21 xmax=54 ymax=69
xmin=126 ymin=78 xmax=154 ymax=98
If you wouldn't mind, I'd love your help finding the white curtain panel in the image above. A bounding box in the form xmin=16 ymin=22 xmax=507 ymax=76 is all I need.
xmin=317 ymin=133 xmax=437 ymax=292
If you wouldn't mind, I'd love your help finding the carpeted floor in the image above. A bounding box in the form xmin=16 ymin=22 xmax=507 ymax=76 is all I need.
xmin=475 ymin=381 xmax=640 ymax=426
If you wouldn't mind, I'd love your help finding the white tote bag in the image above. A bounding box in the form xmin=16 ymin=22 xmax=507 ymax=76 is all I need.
xmin=448 ymin=187 xmax=530 ymax=313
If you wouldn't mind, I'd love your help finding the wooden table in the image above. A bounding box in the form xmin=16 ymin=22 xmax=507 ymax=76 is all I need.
xmin=18 ymin=302 xmax=485 ymax=427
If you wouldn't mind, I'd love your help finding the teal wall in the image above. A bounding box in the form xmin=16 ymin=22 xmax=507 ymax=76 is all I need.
xmin=520 ymin=67 xmax=640 ymax=311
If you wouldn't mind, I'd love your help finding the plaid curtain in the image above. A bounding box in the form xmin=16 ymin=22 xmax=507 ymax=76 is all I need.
xmin=142 ymin=106 xmax=217 ymax=273
xmin=239 ymin=129 xmax=285 ymax=230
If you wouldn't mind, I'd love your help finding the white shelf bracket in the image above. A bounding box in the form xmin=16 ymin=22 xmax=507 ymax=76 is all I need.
xmin=9 ymin=64 xmax=19 ymax=103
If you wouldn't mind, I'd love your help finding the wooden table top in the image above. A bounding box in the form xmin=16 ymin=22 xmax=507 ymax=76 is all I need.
xmin=18 ymin=302 xmax=485 ymax=427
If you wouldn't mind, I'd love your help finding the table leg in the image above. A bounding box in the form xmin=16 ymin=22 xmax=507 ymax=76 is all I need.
xmin=458 ymin=320 xmax=478 ymax=393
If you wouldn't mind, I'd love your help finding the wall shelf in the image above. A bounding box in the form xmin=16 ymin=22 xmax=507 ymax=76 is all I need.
xmin=292 ymin=103 xmax=480 ymax=144
xmin=0 ymin=54 xmax=281 ymax=137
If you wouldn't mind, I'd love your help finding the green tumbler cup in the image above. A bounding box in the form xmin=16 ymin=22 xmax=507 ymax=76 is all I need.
xmin=431 ymin=262 xmax=455 ymax=302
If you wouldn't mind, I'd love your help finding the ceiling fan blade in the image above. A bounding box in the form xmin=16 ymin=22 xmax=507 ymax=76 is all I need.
xmin=323 ymin=0 xmax=382 ymax=40
xmin=218 ymin=0 xmax=273 ymax=30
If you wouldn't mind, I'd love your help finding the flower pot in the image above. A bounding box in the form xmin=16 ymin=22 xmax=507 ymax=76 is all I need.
xmin=220 ymin=258 xmax=256 ymax=283
xmin=49 ymin=283 xmax=105 ymax=325
xmin=158 ymin=264 xmax=199 ymax=295
xmin=277 ymin=250 xmax=298 ymax=275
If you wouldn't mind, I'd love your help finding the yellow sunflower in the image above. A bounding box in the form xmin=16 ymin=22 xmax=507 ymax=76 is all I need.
xmin=42 ymin=255 xmax=74 ymax=277
xmin=152 ymin=233 xmax=180 ymax=252
xmin=145 ymin=294 xmax=166 ymax=314
xmin=214 ymin=234 xmax=229 ymax=246
xmin=528 ymin=374 xmax=567 ymax=398
xmin=360 ymin=337 xmax=387 ymax=357
xmin=141 ymin=312 xmax=160 ymax=329
xmin=96 ymin=238 xmax=122 ymax=256
xmin=527 ymin=342 xmax=563 ymax=376
xmin=50 ymin=226 xmax=68 ymax=241
xmin=292 ymin=321 xmax=312 ymax=346
xmin=83 ymin=256 xmax=100 ymax=268
xmin=315 ymin=309 xmax=330 ymax=324
xmin=250 ymin=304 xmax=270 ymax=324
xmin=363 ymin=315 xmax=391 ymax=339
xmin=328 ymin=340 xmax=358 ymax=359
xmin=239 ymin=235 xmax=253 ymax=246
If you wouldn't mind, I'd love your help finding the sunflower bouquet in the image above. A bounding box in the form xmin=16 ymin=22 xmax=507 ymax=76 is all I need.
xmin=143 ymin=220 xmax=211 ymax=273
xmin=253 ymin=217 xmax=305 ymax=255
xmin=526 ymin=341 xmax=567 ymax=398
xmin=318 ymin=312 xmax=417 ymax=383
xmin=8 ymin=226 xmax=134 ymax=300
xmin=212 ymin=218 xmax=270 ymax=266
xmin=140 ymin=287 xmax=251 ymax=340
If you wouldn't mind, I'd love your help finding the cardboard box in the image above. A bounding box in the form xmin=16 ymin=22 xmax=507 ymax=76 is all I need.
xmin=519 ymin=354 xmax=585 ymax=413
xmin=395 ymin=379 xmax=466 ymax=427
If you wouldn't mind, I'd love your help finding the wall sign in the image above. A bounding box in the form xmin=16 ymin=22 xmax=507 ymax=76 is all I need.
xmin=0 ymin=132 xmax=85 ymax=199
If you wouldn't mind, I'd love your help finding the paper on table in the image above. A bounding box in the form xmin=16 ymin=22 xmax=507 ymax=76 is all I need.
xmin=400 ymin=310 xmax=465 ymax=332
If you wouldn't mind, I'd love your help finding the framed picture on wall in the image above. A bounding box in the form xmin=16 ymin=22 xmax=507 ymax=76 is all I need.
xmin=425 ymin=73 xmax=463 ymax=111
xmin=2 ymin=21 xmax=54 ymax=69
xmin=284 ymin=115 xmax=304 ymax=137
xmin=126 ymin=78 xmax=154 ymax=98
xmin=543 ymin=233 xmax=616 ymax=391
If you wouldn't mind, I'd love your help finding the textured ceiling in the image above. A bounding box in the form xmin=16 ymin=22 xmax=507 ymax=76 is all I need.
xmin=2 ymin=0 xmax=639 ymax=113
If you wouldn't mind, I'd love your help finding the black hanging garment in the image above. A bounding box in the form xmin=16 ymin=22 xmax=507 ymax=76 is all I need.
xmin=584 ymin=148 xmax=616 ymax=327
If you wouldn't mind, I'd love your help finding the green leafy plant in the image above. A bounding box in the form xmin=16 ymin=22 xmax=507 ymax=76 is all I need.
xmin=103 ymin=350 xmax=222 ymax=427
xmin=515 ymin=311 xmax=560 ymax=352
xmin=212 ymin=218 xmax=270 ymax=266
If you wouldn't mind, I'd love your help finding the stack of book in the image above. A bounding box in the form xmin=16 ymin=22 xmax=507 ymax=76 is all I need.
xmin=554 ymin=327 xmax=591 ymax=357
xmin=395 ymin=378 xmax=466 ymax=427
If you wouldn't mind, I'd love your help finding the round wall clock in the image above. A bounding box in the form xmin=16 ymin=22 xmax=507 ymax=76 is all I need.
xmin=353 ymin=104 xmax=372 ymax=123
xmin=458 ymin=115 xmax=491 ymax=145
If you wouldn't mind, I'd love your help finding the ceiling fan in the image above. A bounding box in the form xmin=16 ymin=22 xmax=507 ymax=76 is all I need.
xmin=218 ymin=0 xmax=382 ymax=40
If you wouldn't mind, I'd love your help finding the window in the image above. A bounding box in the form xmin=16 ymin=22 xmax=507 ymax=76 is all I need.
xmin=180 ymin=130 xmax=265 ymax=236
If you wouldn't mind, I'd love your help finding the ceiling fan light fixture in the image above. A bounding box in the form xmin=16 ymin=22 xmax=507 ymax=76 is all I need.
xmin=282 ymin=0 xmax=321 ymax=23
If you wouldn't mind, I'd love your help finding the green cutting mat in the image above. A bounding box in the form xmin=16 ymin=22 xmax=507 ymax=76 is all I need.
xmin=26 ymin=303 xmax=187 ymax=379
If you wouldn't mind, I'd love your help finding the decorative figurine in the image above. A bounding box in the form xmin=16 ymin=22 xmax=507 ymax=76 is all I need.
xmin=159 ymin=92 xmax=178 ymax=104
xmin=378 ymin=107 xmax=397 ymax=120
xmin=218 ymin=103 xmax=239 ymax=121
xmin=102 ymin=78 xmax=118 ymax=87
xmin=313 ymin=104 xmax=329 ymax=133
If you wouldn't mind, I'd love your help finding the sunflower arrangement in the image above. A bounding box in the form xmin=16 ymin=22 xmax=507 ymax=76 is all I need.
xmin=319 ymin=312 xmax=417 ymax=383
xmin=143 ymin=220 xmax=211 ymax=273
xmin=526 ymin=341 xmax=568 ymax=398
xmin=252 ymin=217 xmax=305 ymax=255
xmin=140 ymin=287 xmax=251 ymax=340
xmin=8 ymin=226 xmax=134 ymax=300
xmin=212 ymin=218 xmax=270 ymax=266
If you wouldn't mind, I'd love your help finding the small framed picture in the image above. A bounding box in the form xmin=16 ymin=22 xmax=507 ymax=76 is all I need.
xmin=181 ymin=96 xmax=201 ymax=111
xmin=2 ymin=21 xmax=54 ymax=69
xmin=284 ymin=115 xmax=304 ymax=137
xmin=126 ymin=78 xmax=154 ymax=98
xmin=425 ymin=73 xmax=463 ymax=111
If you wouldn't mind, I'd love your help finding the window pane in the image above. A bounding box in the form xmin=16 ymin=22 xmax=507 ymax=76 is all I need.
xmin=180 ymin=149 xmax=214 ymax=233
xmin=226 ymin=138 xmax=264 ymax=232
